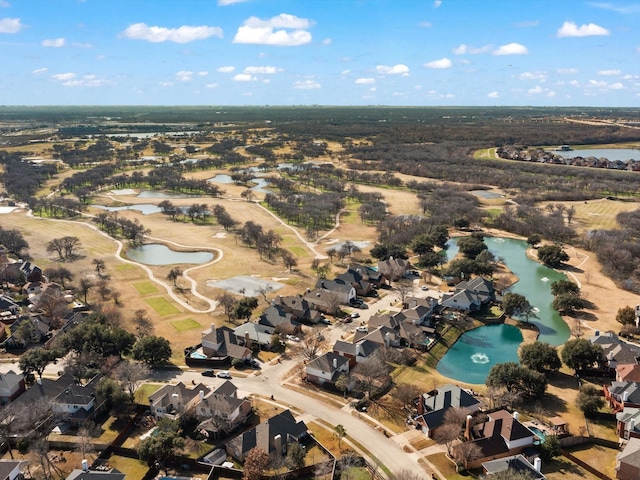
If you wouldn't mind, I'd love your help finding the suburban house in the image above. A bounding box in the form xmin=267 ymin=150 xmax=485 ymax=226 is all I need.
xmin=618 ymin=364 xmax=640 ymax=383
xmin=233 ymin=322 xmax=276 ymax=351
xmin=0 ymin=460 xmax=29 ymax=480
xmin=616 ymin=407 xmax=640 ymax=441
xmin=335 ymin=267 xmax=375 ymax=297
xmin=258 ymin=305 xmax=302 ymax=333
xmin=272 ymin=295 xmax=323 ymax=324
xmin=148 ymin=382 xmax=210 ymax=420
xmin=191 ymin=380 xmax=252 ymax=438
xmin=455 ymin=277 xmax=497 ymax=303
xmin=0 ymin=370 xmax=25 ymax=404
xmin=353 ymin=326 xmax=401 ymax=349
xmin=314 ymin=279 xmax=356 ymax=305
xmin=414 ymin=384 xmax=482 ymax=438
xmin=201 ymin=324 xmax=252 ymax=362
xmin=605 ymin=382 xmax=640 ymax=412
xmin=482 ymin=454 xmax=545 ymax=479
xmin=344 ymin=264 xmax=386 ymax=288
xmin=13 ymin=373 xmax=75 ymax=407
xmin=226 ymin=409 xmax=308 ymax=462
xmin=616 ymin=436 xmax=640 ymax=480
xmin=50 ymin=374 xmax=104 ymax=425
xmin=377 ymin=257 xmax=410 ymax=281
xmin=303 ymin=289 xmax=344 ymax=316
xmin=0 ymin=294 xmax=19 ymax=321
xmin=333 ymin=339 xmax=381 ymax=367
xmin=458 ymin=410 xmax=535 ymax=469
xmin=440 ymin=289 xmax=482 ymax=312
xmin=305 ymin=352 xmax=350 ymax=387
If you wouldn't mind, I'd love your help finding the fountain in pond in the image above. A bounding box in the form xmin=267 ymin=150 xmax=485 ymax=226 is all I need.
xmin=470 ymin=353 xmax=490 ymax=364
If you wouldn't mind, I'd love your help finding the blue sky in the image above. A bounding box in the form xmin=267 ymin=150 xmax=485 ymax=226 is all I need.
xmin=1 ymin=0 xmax=639 ymax=106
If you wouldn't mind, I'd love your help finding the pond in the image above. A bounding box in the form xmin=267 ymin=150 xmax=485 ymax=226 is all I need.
xmin=126 ymin=244 xmax=214 ymax=266
xmin=208 ymin=174 xmax=272 ymax=194
xmin=554 ymin=148 xmax=639 ymax=162
xmin=436 ymin=324 xmax=523 ymax=384
xmin=94 ymin=204 xmax=162 ymax=215
xmin=137 ymin=190 xmax=197 ymax=199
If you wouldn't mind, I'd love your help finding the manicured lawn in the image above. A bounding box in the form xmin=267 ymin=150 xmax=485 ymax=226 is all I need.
xmin=133 ymin=281 xmax=158 ymax=295
xmin=115 ymin=263 xmax=136 ymax=271
xmin=289 ymin=245 xmax=309 ymax=257
xmin=107 ymin=455 xmax=151 ymax=479
xmin=134 ymin=383 xmax=163 ymax=404
xmin=425 ymin=452 xmax=467 ymax=480
xmin=144 ymin=296 xmax=181 ymax=316
xmin=170 ymin=317 xmax=201 ymax=332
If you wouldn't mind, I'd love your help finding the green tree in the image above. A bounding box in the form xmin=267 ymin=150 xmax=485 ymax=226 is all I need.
xmin=96 ymin=377 xmax=129 ymax=414
xmin=576 ymin=385 xmax=605 ymax=417
xmin=58 ymin=322 xmax=136 ymax=358
xmin=485 ymin=362 xmax=547 ymax=399
xmin=457 ymin=236 xmax=488 ymax=259
xmin=526 ymin=234 xmax=542 ymax=247
xmin=550 ymin=279 xmax=580 ymax=296
xmin=18 ymin=347 xmax=57 ymax=379
xmin=616 ymin=305 xmax=637 ymax=325
xmin=235 ymin=297 xmax=259 ymax=321
xmin=132 ymin=335 xmax=172 ymax=365
xmin=286 ymin=442 xmax=306 ymax=470
xmin=519 ymin=342 xmax=561 ymax=372
xmin=540 ymin=435 xmax=561 ymax=461
xmin=502 ymin=293 xmax=537 ymax=322
xmin=561 ymin=338 xmax=604 ymax=372
xmin=334 ymin=424 xmax=347 ymax=450
xmin=138 ymin=418 xmax=185 ymax=475
xmin=166 ymin=267 xmax=182 ymax=286
xmin=552 ymin=293 xmax=587 ymax=314
xmin=537 ymin=244 xmax=569 ymax=267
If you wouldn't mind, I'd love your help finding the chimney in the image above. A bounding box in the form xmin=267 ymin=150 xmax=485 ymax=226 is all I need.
xmin=355 ymin=343 xmax=361 ymax=357
xmin=534 ymin=457 xmax=542 ymax=473
xmin=37 ymin=378 xmax=42 ymax=385
xmin=465 ymin=415 xmax=473 ymax=441
xmin=624 ymin=391 xmax=630 ymax=402
xmin=513 ymin=411 xmax=519 ymax=421
xmin=631 ymin=419 xmax=636 ymax=432
xmin=385 ymin=332 xmax=391 ymax=347
xmin=81 ymin=459 xmax=89 ymax=472
xmin=199 ymin=390 xmax=204 ymax=401
xmin=333 ymin=358 xmax=338 ymax=369
xmin=273 ymin=434 xmax=283 ymax=455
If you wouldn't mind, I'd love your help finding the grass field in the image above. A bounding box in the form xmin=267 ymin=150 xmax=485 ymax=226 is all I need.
xmin=107 ymin=455 xmax=151 ymax=479
xmin=115 ymin=263 xmax=136 ymax=271
xmin=540 ymin=197 xmax=640 ymax=234
xmin=144 ymin=296 xmax=181 ymax=316
xmin=170 ymin=317 xmax=201 ymax=332
xmin=134 ymin=383 xmax=163 ymax=404
xmin=289 ymin=245 xmax=308 ymax=257
xmin=133 ymin=281 xmax=159 ymax=295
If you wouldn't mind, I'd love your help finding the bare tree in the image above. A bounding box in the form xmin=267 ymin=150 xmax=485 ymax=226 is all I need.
xmin=393 ymin=470 xmax=425 ymax=480
xmin=434 ymin=422 xmax=462 ymax=456
xmin=133 ymin=309 xmax=154 ymax=339
xmin=351 ymin=356 xmax=392 ymax=399
xmin=395 ymin=279 xmax=413 ymax=307
xmin=257 ymin=285 xmax=273 ymax=304
xmin=293 ymin=334 xmax=327 ymax=361
xmin=394 ymin=384 xmax=421 ymax=410
xmin=92 ymin=258 xmax=106 ymax=276
xmin=216 ymin=292 xmax=238 ymax=323
xmin=453 ymin=441 xmax=482 ymax=471
xmin=111 ymin=290 xmax=122 ymax=306
xmin=115 ymin=360 xmax=151 ymax=399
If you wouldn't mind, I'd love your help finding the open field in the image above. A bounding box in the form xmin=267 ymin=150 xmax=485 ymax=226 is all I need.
xmin=540 ymin=197 xmax=640 ymax=234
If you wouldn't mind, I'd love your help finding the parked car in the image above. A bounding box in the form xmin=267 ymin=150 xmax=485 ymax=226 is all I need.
xmin=356 ymin=326 xmax=368 ymax=332
xmin=343 ymin=317 xmax=353 ymax=324
xmin=319 ymin=317 xmax=331 ymax=325
xmin=202 ymin=369 xmax=215 ymax=377
xmin=217 ymin=370 xmax=231 ymax=379
xmin=350 ymin=312 xmax=360 ymax=319
xmin=248 ymin=359 xmax=260 ymax=369
xmin=286 ymin=334 xmax=301 ymax=342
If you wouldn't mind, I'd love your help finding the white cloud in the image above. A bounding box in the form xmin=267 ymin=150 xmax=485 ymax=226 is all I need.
xmin=159 ymin=82 xmax=173 ymax=87
xmin=0 ymin=17 xmax=22 ymax=33
xmin=434 ymin=0 xmax=442 ymax=7
xmin=488 ymin=91 xmax=499 ymax=98
xmin=206 ymin=83 xmax=219 ymax=88
xmin=62 ymin=74 xmax=111 ymax=88
xmin=589 ymin=2 xmax=640 ymax=14
xmin=557 ymin=21 xmax=609 ymax=37
xmin=217 ymin=66 xmax=235 ymax=73
xmin=597 ymin=69 xmax=621 ymax=76
xmin=121 ymin=23 xmax=223 ymax=43
xmin=369 ymin=87 xmax=377 ymax=92
xmin=323 ymin=38 xmax=331 ymax=45
xmin=608 ymin=82 xmax=624 ymax=89
xmin=493 ymin=43 xmax=528 ymax=55
xmin=52 ymin=72 xmax=76 ymax=81
xmin=424 ymin=57 xmax=452 ymax=69
xmin=557 ymin=68 xmax=578 ymax=74
xmin=341 ymin=69 xmax=351 ymax=75
xmin=233 ymin=13 xmax=313 ymax=46
xmin=218 ymin=0 xmax=250 ymax=5
xmin=32 ymin=67 xmax=48 ymax=75
xmin=355 ymin=77 xmax=375 ymax=84
xmin=42 ymin=38 xmax=66 ymax=47
xmin=293 ymin=80 xmax=321 ymax=90
xmin=197 ymin=71 xmax=208 ymax=76
xmin=528 ymin=85 xmax=544 ymax=94
xmin=233 ymin=73 xmax=257 ymax=82
xmin=72 ymin=42 xmax=92 ymax=48
xmin=376 ymin=64 xmax=410 ymax=75
xmin=418 ymin=21 xmax=432 ymax=28
xmin=176 ymin=70 xmax=194 ymax=81
xmin=0 ymin=1 xmax=10 ymax=7
xmin=519 ymin=71 xmax=547 ymax=81
xmin=243 ymin=65 xmax=281 ymax=74
xmin=452 ymin=43 xmax=492 ymax=55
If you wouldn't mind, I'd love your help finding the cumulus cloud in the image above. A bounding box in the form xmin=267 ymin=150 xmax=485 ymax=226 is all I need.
xmin=557 ymin=68 xmax=578 ymax=74
xmin=233 ymin=13 xmax=313 ymax=46
xmin=72 ymin=42 xmax=92 ymax=48
xmin=32 ymin=67 xmax=48 ymax=75
xmin=243 ymin=65 xmax=281 ymax=74
xmin=217 ymin=66 xmax=235 ymax=73
xmin=376 ymin=64 xmax=410 ymax=75
xmin=341 ymin=69 xmax=351 ymax=75
xmin=493 ymin=43 xmax=528 ymax=55
xmin=0 ymin=17 xmax=22 ymax=33
xmin=61 ymin=74 xmax=112 ymax=87
xmin=206 ymin=83 xmax=219 ymax=88
xmin=557 ymin=21 xmax=609 ymax=37
xmin=233 ymin=73 xmax=257 ymax=82
xmin=519 ymin=71 xmax=547 ymax=81
xmin=424 ymin=57 xmax=452 ymax=69
xmin=355 ymin=77 xmax=375 ymax=84
xmin=121 ymin=23 xmax=223 ymax=43
xmin=42 ymin=38 xmax=66 ymax=47
xmin=218 ymin=0 xmax=250 ymax=5
xmin=597 ymin=69 xmax=621 ymax=76
xmin=293 ymin=80 xmax=321 ymax=89
xmin=434 ymin=0 xmax=442 ymax=7
xmin=176 ymin=70 xmax=194 ymax=81
xmin=52 ymin=72 xmax=76 ymax=81
xmin=452 ymin=43 xmax=492 ymax=55
xmin=488 ymin=91 xmax=499 ymax=98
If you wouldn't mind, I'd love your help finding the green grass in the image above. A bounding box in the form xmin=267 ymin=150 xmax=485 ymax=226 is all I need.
xmin=170 ymin=317 xmax=201 ymax=332
xmin=426 ymin=452 xmax=469 ymax=480
xmin=133 ymin=281 xmax=158 ymax=295
xmin=485 ymin=208 xmax=503 ymax=219
xmin=134 ymin=383 xmax=163 ymax=404
xmin=289 ymin=245 xmax=309 ymax=257
xmin=144 ymin=296 xmax=181 ymax=316
xmin=115 ymin=263 xmax=135 ymax=271
xmin=107 ymin=455 xmax=151 ymax=479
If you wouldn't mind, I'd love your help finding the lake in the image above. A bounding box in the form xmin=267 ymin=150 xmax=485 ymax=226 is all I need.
xmin=126 ymin=244 xmax=214 ymax=265
xmin=555 ymin=148 xmax=639 ymax=162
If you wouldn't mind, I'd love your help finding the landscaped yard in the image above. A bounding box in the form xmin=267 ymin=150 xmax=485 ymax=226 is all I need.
xmin=133 ymin=281 xmax=159 ymax=295
xmin=134 ymin=382 xmax=163 ymax=404
xmin=170 ymin=317 xmax=201 ymax=332
xmin=566 ymin=443 xmax=618 ymax=478
xmin=106 ymin=454 xmax=151 ymax=479
xmin=144 ymin=296 xmax=181 ymax=316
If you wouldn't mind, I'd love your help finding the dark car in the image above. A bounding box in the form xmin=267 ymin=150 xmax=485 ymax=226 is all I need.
xmin=201 ymin=369 xmax=215 ymax=377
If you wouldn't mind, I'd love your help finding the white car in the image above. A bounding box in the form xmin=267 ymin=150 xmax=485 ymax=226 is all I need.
xmin=356 ymin=326 xmax=368 ymax=332
xmin=217 ymin=370 xmax=231 ymax=379
xmin=286 ymin=334 xmax=301 ymax=342
xmin=350 ymin=312 xmax=360 ymax=319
